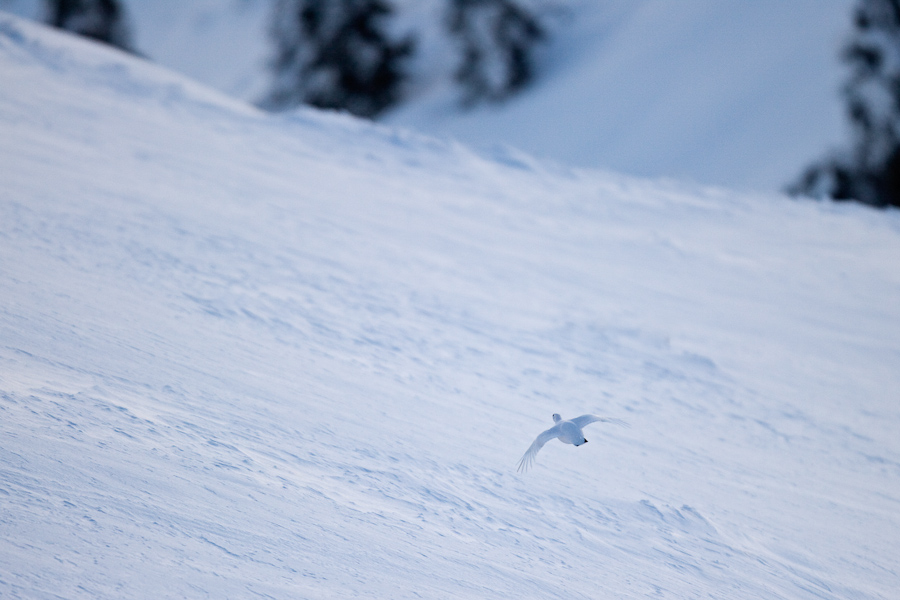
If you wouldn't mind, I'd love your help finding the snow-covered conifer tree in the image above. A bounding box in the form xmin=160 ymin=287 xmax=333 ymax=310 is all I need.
xmin=790 ymin=0 xmax=900 ymax=207
xmin=446 ymin=0 xmax=545 ymax=106
xmin=44 ymin=0 xmax=133 ymax=52
xmin=263 ymin=0 xmax=415 ymax=118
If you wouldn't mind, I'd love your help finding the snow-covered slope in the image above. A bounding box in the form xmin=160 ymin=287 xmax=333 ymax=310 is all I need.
xmin=2 ymin=14 xmax=900 ymax=600
xmin=0 ymin=0 xmax=273 ymax=100
xmin=1 ymin=0 xmax=855 ymax=193
xmin=388 ymin=0 xmax=855 ymax=192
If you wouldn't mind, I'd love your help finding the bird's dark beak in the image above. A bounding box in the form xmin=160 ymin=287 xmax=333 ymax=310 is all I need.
xmin=583 ymin=439 xmax=588 ymax=443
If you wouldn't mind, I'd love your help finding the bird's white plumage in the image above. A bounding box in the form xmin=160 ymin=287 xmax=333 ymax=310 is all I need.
xmin=516 ymin=413 xmax=626 ymax=472
xmin=570 ymin=414 xmax=628 ymax=429
xmin=516 ymin=426 xmax=559 ymax=473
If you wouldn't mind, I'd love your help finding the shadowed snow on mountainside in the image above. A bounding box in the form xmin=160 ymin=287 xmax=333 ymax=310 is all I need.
xmin=1 ymin=0 xmax=855 ymax=191
xmin=1 ymin=14 xmax=899 ymax=600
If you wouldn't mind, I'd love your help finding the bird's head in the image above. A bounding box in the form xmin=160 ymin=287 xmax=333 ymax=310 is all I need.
xmin=552 ymin=413 xmax=561 ymax=423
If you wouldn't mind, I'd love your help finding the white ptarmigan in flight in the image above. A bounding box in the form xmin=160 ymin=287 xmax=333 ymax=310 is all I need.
xmin=517 ymin=413 xmax=627 ymax=472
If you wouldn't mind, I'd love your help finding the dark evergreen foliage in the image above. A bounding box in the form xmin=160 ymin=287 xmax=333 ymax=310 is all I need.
xmin=447 ymin=0 xmax=545 ymax=106
xmin=44 ymin=0 xmax=133 ymax=52
xmin=263 ymin=0 xmax=415 ymax=118
xmin=789 ymin=0 xmax=900 ymax=208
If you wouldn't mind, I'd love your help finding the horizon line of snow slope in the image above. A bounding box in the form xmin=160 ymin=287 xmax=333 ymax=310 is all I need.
xmin=0 ymin=0 xmax=853 ymax=194
xmin=388 ymin=0 xmax=854 ymax=193
xmin=2 ymin=13 xmax=900 ymax=600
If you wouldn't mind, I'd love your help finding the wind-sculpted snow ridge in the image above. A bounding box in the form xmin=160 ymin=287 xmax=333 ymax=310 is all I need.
xmin=0 ymin=13 xmax=256 ymax=116
xmin=1 ymin=13 xmax=900 ymax=600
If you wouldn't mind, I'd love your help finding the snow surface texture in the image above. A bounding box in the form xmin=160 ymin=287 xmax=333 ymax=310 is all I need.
xmin=2 ymin=13 xmax=900 ymax=600
xmin=0 ymin=0 xmax=855 ymax=193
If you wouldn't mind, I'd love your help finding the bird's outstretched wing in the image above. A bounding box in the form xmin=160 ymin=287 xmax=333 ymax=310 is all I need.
xmin=517 ymin=425 xmax=560 ymax=472
xmin=570 ymin=414 xmax=629 ymax=429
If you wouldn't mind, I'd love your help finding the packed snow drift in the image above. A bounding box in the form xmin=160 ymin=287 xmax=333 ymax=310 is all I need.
xmin=1 ymin=13 xmax=899 ymax=600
